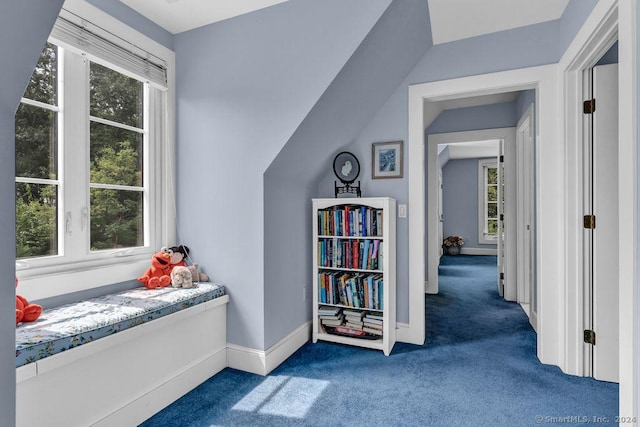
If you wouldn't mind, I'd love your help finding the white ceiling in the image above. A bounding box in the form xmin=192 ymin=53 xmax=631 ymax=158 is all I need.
xmin=119 ymin=0 xmax=289 ymax=34
xmin=444 ymin=139 xmax=500 ymax=160
xmin=120 ymin=0 xmax=570 ymax=38
xmin=428 ymin=0 xmax=570 ymax=45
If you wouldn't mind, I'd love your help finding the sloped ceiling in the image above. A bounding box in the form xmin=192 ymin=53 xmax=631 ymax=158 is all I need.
xmin=119 ymin=0 xmax=289 ymax=34
xmin=121 ymin=0 xmax=570 ymax=38
xmin=427 ymin=0 xmax=570 ymax=44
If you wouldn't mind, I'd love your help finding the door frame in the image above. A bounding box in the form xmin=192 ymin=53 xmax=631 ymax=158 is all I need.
xmin=406 ymin=1 xmax=636 ymax=417
xmin=560 ymin=0 xmax=636 ymax=415
xmin=426 ymin=128 xmax=516 ymax=301
xmin=407 ymin=64 xmax=559 ymax=353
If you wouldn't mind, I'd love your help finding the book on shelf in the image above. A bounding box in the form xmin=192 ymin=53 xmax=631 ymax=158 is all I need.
xmin=318 ymin=272 xmax=384 ymax=309
xmin=344 ymin=318 xmax=364 ymax=329
xmin=363 ymin=320 xmax=382 ymax=329
xmin=365 ymin=312 xmax=384 ymax=321
xmin=321 ymin=317 xmax=345 ymax=327
xmin=363 ymin=326 xmax=383 ymax=336
xmin=318 ymin=305 xmax=342 ymax=316
xmin=345 ymin=322 xmax=364 ymax=330
xmin=343 ymin=308 xmax=365 ymax=318
xmin=317 ymin=205 xmax=384 ymax=237
xmin=319 ymin=313 xmax=344 ymax=320
xmin=363 ymin=315 xmax=384 ymax=325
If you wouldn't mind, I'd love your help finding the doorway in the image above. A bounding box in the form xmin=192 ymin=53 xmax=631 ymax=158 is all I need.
xmin=404 ymin=1 xmax=636 ymax=418
xmin=427 ymin=128 xmax=516 ymax=301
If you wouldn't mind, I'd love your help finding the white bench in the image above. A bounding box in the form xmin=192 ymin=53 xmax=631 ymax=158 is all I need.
xmin=16 ymin=283 xmax=228 ymax=427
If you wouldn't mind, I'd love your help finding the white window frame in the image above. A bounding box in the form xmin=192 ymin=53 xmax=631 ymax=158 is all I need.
xmin=478 ymin=158 xmax=498 ymax=245
xmin=16 ymin=2 xmax=176 ymax=301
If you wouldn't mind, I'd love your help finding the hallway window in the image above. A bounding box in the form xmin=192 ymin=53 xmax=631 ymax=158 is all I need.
xmin=478 ymin=158 xmax=499 ymax=243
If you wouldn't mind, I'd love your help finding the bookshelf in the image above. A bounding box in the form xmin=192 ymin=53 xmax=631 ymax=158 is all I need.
xmin=312 ymin=197 xmax=396 ymax=355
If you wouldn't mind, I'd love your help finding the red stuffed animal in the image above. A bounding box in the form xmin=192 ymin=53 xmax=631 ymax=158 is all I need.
xmin=137 ymin=246 xmax=191 ymax=290
xmin=16 ymin=277 xmax=42 ymax=325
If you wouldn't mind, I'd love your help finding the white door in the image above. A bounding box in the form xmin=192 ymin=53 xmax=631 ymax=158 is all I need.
xmin=587 ymin=63 xmax=619 ymax=383
xmin=438 ymin=169 xmax=444 ymax=256
xmin=497 ymin=141 xmax=505 ymax=297
xmin=516 ymin=106 xmax=534 ymax=310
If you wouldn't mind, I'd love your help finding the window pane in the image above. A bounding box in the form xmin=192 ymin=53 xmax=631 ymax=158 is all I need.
xmin=23 ymin=42 xmax=57 ymax=105
xmin=487 ymin=167 xmax=498 ymax=184
xmin=90 ymin=62 xmax=143 ymax=128
xmin=16 ymin=183 xmax=58 ymax=258
xmin=488 ymin=220 xmax=498 ymax=235
xmin=489 ymin=188 xmax=499 ymax=202
xmin=90 ymin=122 xmax=143 ymax=187
xmin=90 ymin=188 xmax=143 ymax=250
xmin=488 ymin=202 xmax=498 ymax=218
xmin=15 ymin=103 xmax=58 ymax=180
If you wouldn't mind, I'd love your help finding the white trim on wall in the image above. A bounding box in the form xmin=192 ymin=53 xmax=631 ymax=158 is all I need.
xmin=227 ymin=321 xmax=311 ymax=376
xmin=617 ymin=0 xmax=638 ymax=418
xmin=559 ymin=0 xmax=637 ymax=418
xmin=477 ymin=158 xmax=499 ymax=245
xmin=408 ymin=64 xmax=561 ymax=365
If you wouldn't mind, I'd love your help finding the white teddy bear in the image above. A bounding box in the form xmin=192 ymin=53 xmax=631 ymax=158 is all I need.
xmin=171 ymin=266 xmax=194 ymax=288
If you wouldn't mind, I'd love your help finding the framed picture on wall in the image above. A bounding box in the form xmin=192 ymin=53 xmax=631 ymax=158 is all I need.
xmin=372 ymin=140 xmax=403 ymax=179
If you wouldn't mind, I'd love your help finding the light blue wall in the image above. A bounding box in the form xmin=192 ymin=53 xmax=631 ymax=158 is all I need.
xmin=317 ymin=0 xmax=595 ymax=323
xmin=596 ymin=41 xmax=619 ymax=66
xmin=0 ymin=3 xmax=599 ymax=388
xmin=442 ymin=158 xmax=495 ymax=249
xmin=427 ymin=101 xmax=519 ymax=253
xmin=427 ymin=102 xmax=518 ymax=135
xmin=0 ymin=2 xmax=65 ymax=422
xmin=515 ymin=89 xmax=536 ymax=118
xmin=263 ymin=0 xmax=431 ymax=348
xmin=174 ymin=0 xmax=393 ymax=350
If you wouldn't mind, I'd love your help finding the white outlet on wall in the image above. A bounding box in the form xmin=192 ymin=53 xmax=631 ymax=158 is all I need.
xmin=302 ymin=287 xmax=307 ymax=301
xmin=398 ymin=204 xmax=407 ymax=218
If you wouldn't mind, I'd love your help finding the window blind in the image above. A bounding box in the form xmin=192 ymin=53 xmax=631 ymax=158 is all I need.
xmin=50 ymin=12 xmax=168 ymax=89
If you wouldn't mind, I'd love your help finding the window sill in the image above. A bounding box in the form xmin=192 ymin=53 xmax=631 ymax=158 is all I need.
xmin=478 ymin=235 xmax=498 ymax=245
xmin=17 ymin=254 xmax=152 ymax=301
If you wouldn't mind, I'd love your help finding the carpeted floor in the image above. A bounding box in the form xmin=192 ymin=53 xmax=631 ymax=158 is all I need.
xmin=141 ymin=255 xmax=618 ymax=426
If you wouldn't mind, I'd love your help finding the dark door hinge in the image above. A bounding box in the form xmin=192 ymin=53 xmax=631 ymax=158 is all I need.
xmin=500 ymin=214 xmax=504 ymax=221
xmin=584 ymin=329 xmax=596 ymax=345
xmin=583 ymin=99 xmax=596 ymax=114
xmin=584 ymin=215 xmax=596 ymax=229
xmin=499 ymin=155 xmax=504 ymax=163
xmin=500 ymin=272 xmax=505 ymax=280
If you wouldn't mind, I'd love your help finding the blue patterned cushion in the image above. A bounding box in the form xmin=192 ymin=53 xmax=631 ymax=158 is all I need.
xmin=15 ymin=283 xmax=226 ymax=368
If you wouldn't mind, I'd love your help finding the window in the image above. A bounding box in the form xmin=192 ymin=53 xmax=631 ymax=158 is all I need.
xmin=16 ymin=43 xmax=59 ymax=259
xmin=478 ymin=159 xmax=500 ymax=244
xmin=16 ymin=11 xmax=174 ymax=299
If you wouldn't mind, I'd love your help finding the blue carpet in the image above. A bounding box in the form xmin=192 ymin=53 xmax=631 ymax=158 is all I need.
xmin=141 ymin=255 xmax=618 ymax=426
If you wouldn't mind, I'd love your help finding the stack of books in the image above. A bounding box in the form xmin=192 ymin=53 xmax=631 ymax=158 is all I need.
xmin=318 ymin=305 xmax=344 ymax=327
xmin=363 ymin=312 xmax=384 ymax=336
xmin=343 ymin=308 xmax=365 ymax=330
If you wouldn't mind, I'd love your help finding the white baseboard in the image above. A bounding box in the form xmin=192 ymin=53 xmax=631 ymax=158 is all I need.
xmin=227 ymin=321 xmax=311 ymax=376
xmin=395 ymin=322 xmax=412 ymax=344
xmin=425 ymin=281 xmax=437 ymax=294
xmin=460 ymin=247 xmax=498 ymax=256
